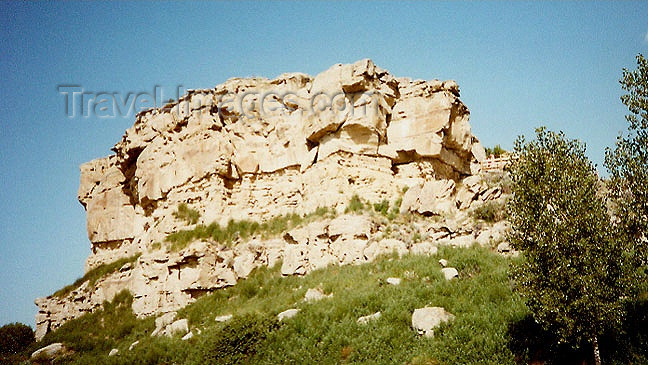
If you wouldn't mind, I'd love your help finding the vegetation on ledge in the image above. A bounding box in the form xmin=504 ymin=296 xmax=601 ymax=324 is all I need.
xmin=165 ymin=193 xmax=405 ymax=252
xmin=52 ymin=254 xmax=141 ymax=298
xmin=165 ymin=206 xmax=334 ymax=252
xmin=172 ymin=203 xmax=201 ymax=225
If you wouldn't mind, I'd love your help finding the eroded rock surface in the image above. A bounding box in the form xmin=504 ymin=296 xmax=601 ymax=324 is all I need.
xmin=77 ymin=59 xmax=484 ymax=272
xmin=35 ymin=60 xmax=491 ymax=340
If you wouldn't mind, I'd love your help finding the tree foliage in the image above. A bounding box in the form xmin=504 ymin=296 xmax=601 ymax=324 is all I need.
xmin=485 ymin=144 xmax=507 ymax=158
xmin=605 ymin=53 xmax=648 ymax=292
xmin=0 ymin=322 xmax=34 ymax=355
xmin=508 ymin=128 xmax=628 ymax=354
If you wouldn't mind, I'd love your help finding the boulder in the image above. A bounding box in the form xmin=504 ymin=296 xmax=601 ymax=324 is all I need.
xmin=411 ymin=307 xmax=455 ymax=338
xmin=441 ymin=267 xmax=459 ymax=280
xmin=357 ymin=311 xmax=381 ymax=324
xmin=417 ymin=180 xmax=456 ymax=215
xmin=386 ymin=277 xmax=402 ymax=285
xmin=31 ymin=343 xmax=65 ymax=360
xmin=497 ymin=241 xmax=511 ymax=253
xmin=215 ymin=314 xmax=233 ymax=322
xmin=304 ymin=288 xmax=330 ymax=302
xmin=480 ymin=187 xmax=502 ymax=201
xmin=328 ymin=214 xmax=373 ymax=240
xmin=166 ymin=318 xmax=189 ymax=337
xmin=278 ymin=308 xmax=300 ymax=321
xmin=400 ymin=184 xmax=422 ymax=214
xmin=447 ymin=235 xmax=475 ymax=248
xmin=109 ymin=348 xmax=119 ymax=356
xmin=233 ymin=250 xmax=257 ymax=279
xmin=455 ymin=185 xmax=477 ymax=209
xmin=151 ymin=311 xmax=177 ymax=337
xmin=410 ymin=241 xmax=438 ymax=256
xmin=400 ymin=180 xmax=459 ymax=216
xmin=364 ymin=238 xmax=408 ymax=261
xmin=128 ymin=341 xmax=139 ymax=351
xmin=281 ymin=244 xmax=308 ymax=276
xmin=330 ymin=239 xmax=368 ymax=265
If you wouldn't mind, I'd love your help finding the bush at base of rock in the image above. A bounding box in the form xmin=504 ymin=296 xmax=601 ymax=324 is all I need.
xmin=470 ymin=200 xmax=507 ymax=222
xmin=0 ymin=322 xmax=34 ymax=355
xmin=189 ymin=313 xmax=280 ymax=364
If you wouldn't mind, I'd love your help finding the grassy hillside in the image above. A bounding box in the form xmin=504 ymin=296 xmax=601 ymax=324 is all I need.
xmin=22 ymin=245 xmax=648 ymax=364
xmin=24 ymin=246 xmax=527 ymax=364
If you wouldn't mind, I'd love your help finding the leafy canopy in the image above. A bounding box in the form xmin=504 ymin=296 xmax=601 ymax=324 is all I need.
xmin=0 ymin=322 xmax=34 ymax=355
xmin=508 ymin=128 xmax=628 ymax=345
xmin=605 ymin=53 xmax=648 ymax=289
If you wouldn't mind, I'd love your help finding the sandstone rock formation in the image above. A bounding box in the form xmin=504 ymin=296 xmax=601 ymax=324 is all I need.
xmin=35 ymin=60 xmax=493 ymax=340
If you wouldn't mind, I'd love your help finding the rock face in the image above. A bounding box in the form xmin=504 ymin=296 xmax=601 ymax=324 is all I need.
xmin=35 ymin=60 xmax=488 ymax=340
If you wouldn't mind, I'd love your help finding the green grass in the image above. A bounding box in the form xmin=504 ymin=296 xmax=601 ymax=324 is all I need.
xmin=166 ymin=194 xmax=409 ymax=253
xmin=27 ymin=247 xmax=530 ymax=364
xmin=345 ymin=194 xmax=365 ymax=213
xmin=19 ymin=290 xmax=157 ymax=364
xmin=165 ymin=207 xmax=333 ymax=252
xmin=173 ymin=203 xmax=201 ymax=225
xmin=52 ymin=254 xmax=140 ymax=298
xmin=23 ymin=245 xmax=648 ymax=364
xmin=348 ymin=194 xmax=402 ymax=220
xmin=373 ymin=199 xmax=390 ymax=216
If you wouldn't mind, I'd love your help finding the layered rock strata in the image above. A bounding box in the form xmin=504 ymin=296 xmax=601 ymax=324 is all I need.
xmin=35 ymin=59 xmax=488 ymax=340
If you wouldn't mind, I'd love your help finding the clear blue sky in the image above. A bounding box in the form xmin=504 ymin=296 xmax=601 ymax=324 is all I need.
xmin=0 ymin=1 xmax=646 ymax=328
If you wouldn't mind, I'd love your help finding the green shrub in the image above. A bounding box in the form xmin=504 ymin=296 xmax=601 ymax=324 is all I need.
xmin=173 ymin=203 xmax=200 ymax=225
xmin=470 ymin=201 xmax=506 ymax=223
xmin=388 ymin=197 xmax=403 ymax=220
xmin=345 ymin=194 xmax=364 ymax=213
xmin=53 ymin=254 xmax=140 ymax=298
xmin=482 ymin=171 xmax=513 ymax=194
xmin=0 ymin=322 xmax=34 ymax=355
xmin=189 ymin=313 xmax=280 ymax=363
xmin=373 ymin=199 xmax=390 ymax=216
xmin=39 ymin=290 xmax=144 ymax=356
xmin=313 ymin=206 xmax=330 ymax=217
xmin=166 ymin=208 xmax=336 ymax=252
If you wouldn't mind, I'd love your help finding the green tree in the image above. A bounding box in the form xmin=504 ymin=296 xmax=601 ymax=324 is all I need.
xmin=508 ymin=128 xmax=627 ymax=365
xmin=605 ymin=54 xmax=648 ymax=294
xmin=0 ymin=322 xmax=34 ymax=355
xmin=485 ymin=144 xmax=507 ymax=158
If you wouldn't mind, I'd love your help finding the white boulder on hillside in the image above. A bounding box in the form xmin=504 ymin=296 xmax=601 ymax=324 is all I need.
xmin=411 ymin=307 xmax=455 ymax=338
xmin=31 ymin=343 xmax=65 ymax=360
xmin=278 ymin=309 xmax=300 ymax=321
